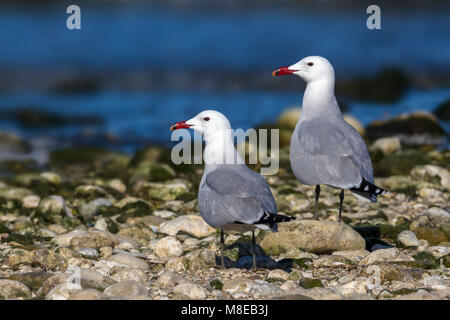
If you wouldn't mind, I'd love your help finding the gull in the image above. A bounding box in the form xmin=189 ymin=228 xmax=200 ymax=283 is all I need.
xmin=273 ymin=56 xmax=388 ymax=222
xmin=171 ymin=110 xmax=292 ymax=269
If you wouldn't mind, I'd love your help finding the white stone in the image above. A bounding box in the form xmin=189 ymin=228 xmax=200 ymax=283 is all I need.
xmin=154 ymin=236 xmax=183 ymax=258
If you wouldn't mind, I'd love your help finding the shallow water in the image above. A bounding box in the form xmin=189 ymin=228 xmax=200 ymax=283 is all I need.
xmin=0 ymin=2 xmax=449 ymax=152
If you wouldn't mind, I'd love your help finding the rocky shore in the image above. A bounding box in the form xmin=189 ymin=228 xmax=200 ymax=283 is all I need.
xmin=0 ymin=110 xmax=449 ymax=300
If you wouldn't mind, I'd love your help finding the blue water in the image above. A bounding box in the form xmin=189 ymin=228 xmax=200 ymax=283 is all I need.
xmin=0 ymin=2 xmax=449 ymax=151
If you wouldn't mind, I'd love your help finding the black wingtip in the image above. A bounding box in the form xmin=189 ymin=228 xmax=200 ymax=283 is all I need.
xmin=257 ymin=212 xmax=293 ymax=232
xmin=351 ymin=178 xmax=388 ymax=203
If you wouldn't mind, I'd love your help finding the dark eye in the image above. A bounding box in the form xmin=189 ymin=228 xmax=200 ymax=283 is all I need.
xmin=203 ymin=117 xmax=210 ymax=121
xmin=307 ymin=62 xmax=314 ymax=66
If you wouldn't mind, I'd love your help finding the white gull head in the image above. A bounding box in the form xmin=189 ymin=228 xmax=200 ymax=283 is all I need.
xmin=273 ymin=56 xmax=335 ymax=83
xmin=170 ymin=110 xmax=243 ymax=165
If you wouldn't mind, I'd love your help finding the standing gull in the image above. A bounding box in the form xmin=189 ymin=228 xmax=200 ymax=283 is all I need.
xmin=171 ymin=110 xmax=291 ymax=269
xmin=273 ymin=56 xmax=388 ymax=222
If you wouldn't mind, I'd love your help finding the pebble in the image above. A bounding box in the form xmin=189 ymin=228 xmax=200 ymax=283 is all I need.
xmin=154 ymin=236 xmax=183 ymax=258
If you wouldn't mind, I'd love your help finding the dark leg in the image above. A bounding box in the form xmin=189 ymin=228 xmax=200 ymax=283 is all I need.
xmin=220 ymin=229 xmax=225 ymax=268
xmin=338 ymin=189 xmax=344 ymax=224
xmin=313 ymin=185 xmax=321 ymax=220
xmin=252 ymin=229 xmax=257 ymax=271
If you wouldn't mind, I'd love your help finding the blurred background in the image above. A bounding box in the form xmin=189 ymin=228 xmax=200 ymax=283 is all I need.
xmin=0 ymin=0 xmax=449 ymax=170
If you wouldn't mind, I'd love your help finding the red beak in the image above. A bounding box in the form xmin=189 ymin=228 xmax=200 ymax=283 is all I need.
xmin=272 ymin=66 xmax=297 ymax=77
xmin=170 ymin=120 xmax=192 ymax=131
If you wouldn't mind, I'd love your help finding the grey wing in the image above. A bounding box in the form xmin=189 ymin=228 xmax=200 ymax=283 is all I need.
xmin=292 ymin=120 xmax=373 ymax=188
xmin=198 ymin=165 xmax=277 ymax=228
xmin=340 ymin=121 xmax=374 ymax=182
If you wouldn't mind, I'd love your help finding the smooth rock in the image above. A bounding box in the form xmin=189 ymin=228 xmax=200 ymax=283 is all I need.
xmin=158 ymin=215 xmax=215 ymax=238
xmin=22 ymin=195 xmax=41 ymax=209
xmin=173 ymin=282 xmax=207 ymax=299
xmin=111 ymin=268 xmax=148 ymax=284
xmin=360 ymin=248 xmax=415 ymax=265
xmin=259 ymin=220 xmax=365 ymax=255
xmin=372 ymin=137 xmax=401 ymax=155
xmin=103 ymin=280 xmax=149 ymax=298
xmin=267 ymin=269 xmax=290 ymax=281
xmin=397 ymin=230 xmax=420 ymax=248
xmin=69 ymin=230 xmax=120 ymax=250
xmin=249 ymin=280 xmax=283 ymax=298
xmin=154 ymin=236 xmax=183 ymax=258
xmin=109 ymin=252 xmax=150 ymax=271
xmin=46 ymin=282 xmax=81 ymax=300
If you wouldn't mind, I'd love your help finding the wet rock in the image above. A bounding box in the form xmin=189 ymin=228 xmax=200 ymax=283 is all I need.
xmin=337 ymin=68 xmax=409 ymax=103
xmin=173 ymin=281 xmax=207 ymax=299
xmin=371 ymin=137 xmax=401 ymax=155
xmin=374 ymin=149 xmax=430 ymax=177
xmin=433 ymin=98 xmax=450 ymax=121
xmin=411 ymin=251 xmax=440 ymax=269
xmin=397 ymin=231 xmax=420 ymax=248
xmin=103 ymin=280 xmax=149 ymax=299
xmin=258 ymin=220 xmax=365 ymax=255
xmin=109 ymin=252 xmax=150 ymax=271
xmin=366 ymin=111 xmax=446 ymax=147
xmin=299 ymin=278 xmax=324 ymax=289
xmin=410 ymin=207 xmax=450 ymax=245
xmin=158 ymin=215 xmax=215 ymax=238
xmin=7 ymin=249 xmax=67 ymax=270
xmin=154 ymin=236 xmax=183 ymax=258
xmin=359 ymin=248 xmax=415 ymax=265
xmin=0 ymin=279 xmax=31 ymax=299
